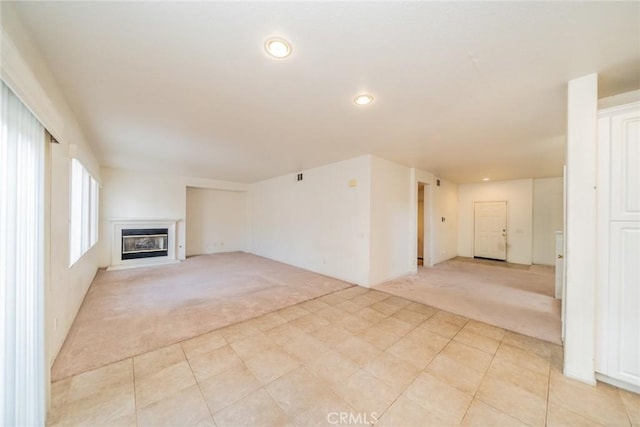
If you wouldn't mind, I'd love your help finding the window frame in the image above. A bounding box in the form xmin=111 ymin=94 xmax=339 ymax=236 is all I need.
xmin=69 ymin=158 xmax=99 ymax=267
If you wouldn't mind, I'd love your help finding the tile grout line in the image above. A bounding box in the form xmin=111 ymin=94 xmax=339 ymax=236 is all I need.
xmin=238 ymin=312 xmax=379 ymax=425
xmin=131 ymin=357 xmax=139 ymax=427
xmin=180 ymin=285 xmax=440 ymax=422
xmin=179 ymin=342 xmax=217 ymax=425
xmin=545 ymin=351 xmax=552 ymax=426
xmin=267 ymin=295 xmax=421 ymax=425
xmin=52 ymin=283 xmax=357 ymax=383
xmin=224 ymin=326 xmax=301 ymax=424
xmin=472 ymin=339 xmax=543 ymax=426
xmin=438 ymin=318 xmax=474 ymax=424
xmin=374 ymin=311 xmax=465 ymax=424
xmin=425 ymin=320 xmax=544 ymax=426
xmin=200 ymin=337 xmax=257 ymax=418
xmin=325 ymin=306 xmax=421 ymax=423
xmin=617 ymin=389 xmax=634 ymax=426
xmin=291 ymin=324 xmax=367 ymax=426
xmin=260 ymin=372 xmax=299 ymax=425
xmin=458 ymin=329 xmax=503 ymax=424
xmin=54 ymin=288 xmax=582 ymax=427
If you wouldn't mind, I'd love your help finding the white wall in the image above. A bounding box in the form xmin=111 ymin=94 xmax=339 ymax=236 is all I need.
xmin=249 ymin=156 xmax=457 ymax=287
xmin=369 ymin=156 xmax=412 ymax=285
xmin=458 ymin=178 xmax=533 ymax=265
xmin=563 ymin=73 xmax=599 ymax=384
xmin=99 ymin=167 xmax=248 ymax=267
xmin=432 ymin=178 xmax=459 ymax=264
xmin=49 ymin=145 xmax=101 ymax=365
xmin=186 ymin=188 xmax=248 ymax=256
xmin=249 ymin=155 xmax=372 ymax=286
xmin=533 ymin=177 xmax=564 ymax=265
xmin=1 ymin=4 xmax=102 ymax=378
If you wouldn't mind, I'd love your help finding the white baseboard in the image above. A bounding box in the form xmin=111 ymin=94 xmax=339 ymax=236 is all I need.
xmin=596 ymin=373 xmax=640 ymax=394
xmin=106 ymin=259 xmax=181 ymax=271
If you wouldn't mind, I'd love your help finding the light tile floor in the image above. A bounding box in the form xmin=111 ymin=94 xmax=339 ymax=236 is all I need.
xmin=48 ymin=286 xmax=639 ymax=427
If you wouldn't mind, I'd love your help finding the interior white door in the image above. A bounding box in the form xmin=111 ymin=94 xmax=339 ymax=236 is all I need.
xmin=596 ymin=102 xmax=640 ymax=390
xmin=608 ymin=222 xmax=640 ymax=387
xmin=474 ymin=201 xmax=507 ymax=260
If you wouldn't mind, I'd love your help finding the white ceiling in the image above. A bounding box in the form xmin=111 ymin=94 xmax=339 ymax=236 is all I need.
xmin=11 ymin=1 xmax=640 ymax=183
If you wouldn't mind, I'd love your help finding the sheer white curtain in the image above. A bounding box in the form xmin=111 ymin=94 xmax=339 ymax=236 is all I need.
xmin=0 ymin=81 xmax=46 ymax=426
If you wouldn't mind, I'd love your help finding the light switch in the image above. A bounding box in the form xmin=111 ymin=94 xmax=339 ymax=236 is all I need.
xmin=349 ymin=179 xmax=358 ymax=187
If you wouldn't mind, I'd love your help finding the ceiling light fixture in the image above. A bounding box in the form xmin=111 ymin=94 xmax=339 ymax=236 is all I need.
xmin=482 ymin=177 xmax=491 ymax=181
xmin=265 ymin=38 xmax=292 ymax=58
xmin=354 ymin=94 xmax=374 ymax=105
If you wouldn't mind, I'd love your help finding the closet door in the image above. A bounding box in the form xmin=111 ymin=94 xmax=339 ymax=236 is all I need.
xmin=608 ymin=222 xmax=640 ymax=386
xmin=597 ymin=102 xmax=640 ymax=389
xmin=610 ymin=110 xmax=640 ymax=221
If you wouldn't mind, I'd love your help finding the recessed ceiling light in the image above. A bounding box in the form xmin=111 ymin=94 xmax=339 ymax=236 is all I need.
xmin=354 ymin=94 xmax=374 ymax=105
xmin=265 ymin=38 xmax=292 ymax=58
xmin=482 ymin=177 xmax=491 ymax=181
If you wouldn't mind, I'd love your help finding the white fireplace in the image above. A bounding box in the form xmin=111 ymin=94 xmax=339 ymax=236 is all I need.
xmin=107 ymin=219 xmax=180 ymax=270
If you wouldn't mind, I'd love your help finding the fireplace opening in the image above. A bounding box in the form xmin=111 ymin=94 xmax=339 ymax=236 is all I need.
xmin=121 ymin=228 xmax=169 ymax=260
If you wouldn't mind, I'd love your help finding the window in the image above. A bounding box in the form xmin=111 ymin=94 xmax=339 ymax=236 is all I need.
xmin=69 ymin=158 xmax=99 ymax=266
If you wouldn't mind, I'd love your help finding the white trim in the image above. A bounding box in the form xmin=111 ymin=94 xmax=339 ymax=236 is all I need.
xmin=595 ymin=114 xmax=611 ymax=376
xmin=598 ymin=101 xmax=640 ymax=116
xmin=106 ymin=259 xmax=181 ymax=271
xmin=563 ymin=370 xmax=597 ymax=386
xmin=596 ymin=373 xmax=640 ymax=394
xmin=0 ymin=28 xmax=64 ymax=140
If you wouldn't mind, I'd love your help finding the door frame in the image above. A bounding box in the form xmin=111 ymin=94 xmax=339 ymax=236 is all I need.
xmin=417 ymin=183 xmax=432 ymax=267
xmin=472 ymin=200 xmax=508 ymax=261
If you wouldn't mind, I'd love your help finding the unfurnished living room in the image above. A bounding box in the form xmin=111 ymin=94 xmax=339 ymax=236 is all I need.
xmin=1 ymin=2 xmax=639 ymax=426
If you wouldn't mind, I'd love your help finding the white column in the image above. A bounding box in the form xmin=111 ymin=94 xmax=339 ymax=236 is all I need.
xmin=563 ymin=73 xmax=598 ymax=384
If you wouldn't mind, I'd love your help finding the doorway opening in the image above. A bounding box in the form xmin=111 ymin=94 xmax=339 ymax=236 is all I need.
xmin=417 ymin=182 xmax=431 ymax=267
xmin=186 ymin=187 xmax=249 ymax=257
xmin=474 ymin=201 xmax=507 ymax=261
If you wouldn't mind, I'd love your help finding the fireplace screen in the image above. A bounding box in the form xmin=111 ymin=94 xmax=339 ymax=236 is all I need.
xmin=121 ymin=228 xmax=169 ymax=260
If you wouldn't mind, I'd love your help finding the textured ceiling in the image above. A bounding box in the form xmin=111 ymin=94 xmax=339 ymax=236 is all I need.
xmin=11 ymin=1 xmax=640 ymax=183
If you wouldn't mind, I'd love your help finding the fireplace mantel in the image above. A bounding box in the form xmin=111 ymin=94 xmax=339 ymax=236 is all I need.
xmin=107 ymin=219 xmax=182 ymax=271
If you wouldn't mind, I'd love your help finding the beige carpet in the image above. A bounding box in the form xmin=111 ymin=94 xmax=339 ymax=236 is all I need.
xmin=375 ymin=257 xmax=561 ymax=345
xmin=51 ymin=252 xmax=351 ymax=381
